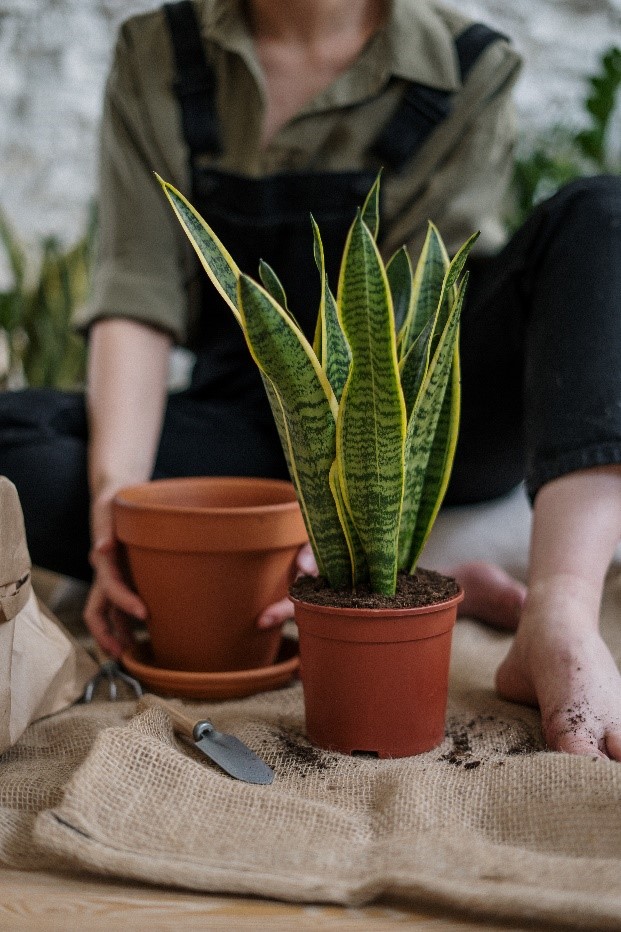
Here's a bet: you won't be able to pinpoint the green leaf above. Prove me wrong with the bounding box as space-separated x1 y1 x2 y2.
336 213 406 595
398 223 448 359
237 274 351 588
386 246 413 334
258 260 288 309
157 176 242 324
407 347 460 570
311 217 350 401
399 315 434 419
329 460 368 586
429 232 478 359
159 175 352 582
361 171 382 240
258 259 303 331
398 274 468 569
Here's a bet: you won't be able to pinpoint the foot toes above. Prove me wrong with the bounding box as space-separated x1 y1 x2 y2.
604 730 621 761
543 707 611 758
552 730 607 758
451 561 527 630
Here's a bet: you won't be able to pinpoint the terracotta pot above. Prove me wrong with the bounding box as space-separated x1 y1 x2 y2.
114 477 308 673
291 588 463 758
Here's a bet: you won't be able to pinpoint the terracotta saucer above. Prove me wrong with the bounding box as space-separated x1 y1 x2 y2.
121 636 300 700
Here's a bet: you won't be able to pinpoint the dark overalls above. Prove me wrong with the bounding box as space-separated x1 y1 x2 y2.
0 1 620 581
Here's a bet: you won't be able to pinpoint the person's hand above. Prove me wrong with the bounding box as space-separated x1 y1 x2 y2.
84 496 147 657
256 542 317 630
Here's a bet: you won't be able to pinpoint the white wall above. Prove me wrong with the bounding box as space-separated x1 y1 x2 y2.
0 0 619 281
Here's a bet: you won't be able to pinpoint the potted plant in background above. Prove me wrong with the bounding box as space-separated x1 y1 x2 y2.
158 173 476 757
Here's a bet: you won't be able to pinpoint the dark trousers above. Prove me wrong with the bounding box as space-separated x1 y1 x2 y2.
1 177 620 580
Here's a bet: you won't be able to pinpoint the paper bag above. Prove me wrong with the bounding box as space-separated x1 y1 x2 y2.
0 476 97 754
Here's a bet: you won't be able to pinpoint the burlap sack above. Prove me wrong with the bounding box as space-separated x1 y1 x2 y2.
0 477 97 753
0 565 620 929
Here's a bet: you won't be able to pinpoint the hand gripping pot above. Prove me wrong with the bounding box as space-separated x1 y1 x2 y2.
113 477 308 673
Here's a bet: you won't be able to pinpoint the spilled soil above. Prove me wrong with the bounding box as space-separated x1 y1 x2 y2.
263 725 338 777
438 714 544 770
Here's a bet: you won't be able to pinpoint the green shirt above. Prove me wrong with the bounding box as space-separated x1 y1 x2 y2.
79 0 522 343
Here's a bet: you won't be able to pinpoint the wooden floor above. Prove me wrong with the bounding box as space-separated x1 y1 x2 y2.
0 868 521 931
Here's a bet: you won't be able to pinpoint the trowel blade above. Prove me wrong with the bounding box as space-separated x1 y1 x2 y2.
193 721 274 785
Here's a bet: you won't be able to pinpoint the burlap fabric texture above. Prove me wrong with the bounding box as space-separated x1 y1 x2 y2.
1 570 620 929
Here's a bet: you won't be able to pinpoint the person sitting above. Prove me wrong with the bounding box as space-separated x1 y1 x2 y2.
0 0 619 758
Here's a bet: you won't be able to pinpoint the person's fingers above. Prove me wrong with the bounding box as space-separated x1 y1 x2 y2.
257 595 295 629
90 543 147 620
604 729 621 761
296 542 318 577
109 607 135 653
83 584 126 658
257 543 317 627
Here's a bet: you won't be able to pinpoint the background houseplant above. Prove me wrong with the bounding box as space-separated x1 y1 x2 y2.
0 209 93 390
510 45 621 230
159 174 474 756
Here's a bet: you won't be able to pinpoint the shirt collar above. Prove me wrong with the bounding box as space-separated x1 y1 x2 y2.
200 0 460 107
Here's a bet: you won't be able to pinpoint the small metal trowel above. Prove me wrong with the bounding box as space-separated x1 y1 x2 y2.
141 694 274 785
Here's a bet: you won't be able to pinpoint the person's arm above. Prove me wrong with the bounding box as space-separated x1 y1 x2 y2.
80 13 189 654
84 317 172 655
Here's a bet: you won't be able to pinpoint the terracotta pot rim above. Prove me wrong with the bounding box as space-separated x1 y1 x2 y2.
290 586 464 618
114 476 301 518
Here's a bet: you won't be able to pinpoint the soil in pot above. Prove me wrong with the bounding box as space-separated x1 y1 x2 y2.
290 570 463 759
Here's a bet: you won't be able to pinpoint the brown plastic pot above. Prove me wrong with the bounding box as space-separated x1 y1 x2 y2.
291 588 463 758
113 477 308 673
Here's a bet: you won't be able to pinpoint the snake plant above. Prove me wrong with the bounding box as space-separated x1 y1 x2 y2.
159 174 477 596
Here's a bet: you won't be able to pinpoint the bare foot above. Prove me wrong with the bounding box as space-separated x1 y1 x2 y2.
496 576 621 759
445 561 526 631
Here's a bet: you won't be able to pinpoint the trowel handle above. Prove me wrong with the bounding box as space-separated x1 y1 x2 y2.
141 693 197 739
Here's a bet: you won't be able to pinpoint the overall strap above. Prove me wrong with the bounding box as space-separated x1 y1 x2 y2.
372 23 509 173
163 0 222 157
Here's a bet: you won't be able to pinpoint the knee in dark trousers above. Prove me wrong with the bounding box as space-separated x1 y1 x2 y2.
0 389 91 580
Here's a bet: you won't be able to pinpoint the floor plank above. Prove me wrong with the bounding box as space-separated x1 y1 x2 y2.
0 868 518 931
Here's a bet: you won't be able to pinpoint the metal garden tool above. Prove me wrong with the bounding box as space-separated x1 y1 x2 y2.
82 644 143 702
142 694 274 785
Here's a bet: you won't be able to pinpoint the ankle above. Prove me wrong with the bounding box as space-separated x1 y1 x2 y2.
520 577 602 645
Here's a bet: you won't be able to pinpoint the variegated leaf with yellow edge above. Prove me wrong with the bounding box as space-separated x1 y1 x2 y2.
238 274 352 589
336 212 406 596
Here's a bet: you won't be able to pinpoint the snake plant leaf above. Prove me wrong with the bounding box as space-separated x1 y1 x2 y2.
312 315 323 363
407 348 460 570
329 460 368 586
361 171 381 240
398 222 448 360
398 274 468 570
429 231 479 359
387 246 413 335
258 259 288 310
399 314 434 419
258 259 304 331
158 178 304 491
336 212 406 595
311 217 350 401
157 175 242 325
237 273 352 589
